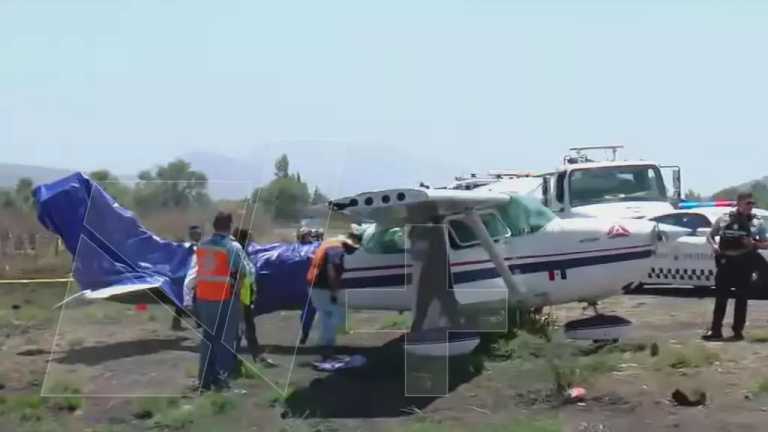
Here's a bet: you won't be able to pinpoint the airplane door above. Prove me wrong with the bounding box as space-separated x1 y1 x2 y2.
407 224 461 333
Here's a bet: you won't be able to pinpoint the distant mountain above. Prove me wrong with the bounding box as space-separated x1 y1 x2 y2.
710 176 768 206
0 163 74 189
0 147 467 201
176 152 264 200
178 145 465 200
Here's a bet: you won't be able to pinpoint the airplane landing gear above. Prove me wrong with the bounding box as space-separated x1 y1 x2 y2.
565 302 631 342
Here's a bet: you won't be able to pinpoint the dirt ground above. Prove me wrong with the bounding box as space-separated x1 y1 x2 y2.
2 281 768 432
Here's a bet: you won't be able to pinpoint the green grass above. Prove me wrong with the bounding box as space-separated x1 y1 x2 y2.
747 330 768 343
653 343 720 370
753 378 768 395
237 360 264 380
184 365 198 379
44 381 83 413
149 392 238 430
4 305 50 325
378 314 411 331
487 332 551 361
132 397 181 420
0 395 47 425
397 417 562 432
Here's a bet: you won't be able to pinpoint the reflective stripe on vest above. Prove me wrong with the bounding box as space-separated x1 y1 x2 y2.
306 240 342 286
196 245 234 301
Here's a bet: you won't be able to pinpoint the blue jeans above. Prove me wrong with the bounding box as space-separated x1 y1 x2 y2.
195 298 240 390
310 289 345 349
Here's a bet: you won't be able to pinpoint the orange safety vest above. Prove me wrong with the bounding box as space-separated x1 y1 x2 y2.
196 245 234 302
306 240 343 287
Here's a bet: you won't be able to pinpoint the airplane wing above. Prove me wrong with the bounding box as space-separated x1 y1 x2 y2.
330 188 510 228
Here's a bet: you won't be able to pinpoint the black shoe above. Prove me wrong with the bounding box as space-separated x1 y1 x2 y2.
730 332 745 341
701 330 724 341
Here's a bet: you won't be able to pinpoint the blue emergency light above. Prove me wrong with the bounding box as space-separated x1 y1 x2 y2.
677 201 736 210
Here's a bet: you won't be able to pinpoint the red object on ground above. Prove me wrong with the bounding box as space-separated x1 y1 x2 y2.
134 304 148 312
566 387 587 402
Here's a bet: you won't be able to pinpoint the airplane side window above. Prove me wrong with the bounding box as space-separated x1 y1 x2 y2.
448 219 477 246
362 226 405 254
447 211 509 248
498 196 556 237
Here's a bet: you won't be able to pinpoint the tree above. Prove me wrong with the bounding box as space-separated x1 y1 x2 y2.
274 154 290 178
0 189 16 209
252 155 311 221
88 169 133 207
311 187 329 205
684 189 704 201
14 177 35 211
133 159 211 213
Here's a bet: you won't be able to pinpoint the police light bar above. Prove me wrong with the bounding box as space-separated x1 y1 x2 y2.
678 201 736 209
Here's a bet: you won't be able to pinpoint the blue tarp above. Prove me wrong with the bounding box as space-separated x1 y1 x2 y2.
33 172 318 335
34 172 194 303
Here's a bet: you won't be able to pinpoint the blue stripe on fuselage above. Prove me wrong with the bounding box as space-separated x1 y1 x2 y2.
342 249 652 289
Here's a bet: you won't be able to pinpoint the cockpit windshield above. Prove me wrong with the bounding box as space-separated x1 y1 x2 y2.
568 165 667 207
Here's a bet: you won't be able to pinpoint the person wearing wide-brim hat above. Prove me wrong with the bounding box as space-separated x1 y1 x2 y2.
305 230 362 360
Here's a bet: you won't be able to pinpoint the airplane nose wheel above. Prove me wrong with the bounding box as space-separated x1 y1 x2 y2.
566 302 631 343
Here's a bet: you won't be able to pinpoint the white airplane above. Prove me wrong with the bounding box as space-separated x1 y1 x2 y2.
326 180 667 352
42 172 673 356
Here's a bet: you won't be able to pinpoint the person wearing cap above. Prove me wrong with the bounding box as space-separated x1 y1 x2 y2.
296 227 313 244
311 228 325 242
193 212 254 391
172 225 203 331
305 230 362 360
702 192 768 341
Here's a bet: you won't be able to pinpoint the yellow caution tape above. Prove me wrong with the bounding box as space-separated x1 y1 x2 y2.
0 278 73 284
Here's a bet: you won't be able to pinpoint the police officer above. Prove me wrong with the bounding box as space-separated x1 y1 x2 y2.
703 192 768 341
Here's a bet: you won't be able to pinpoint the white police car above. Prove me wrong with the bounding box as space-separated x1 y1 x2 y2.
641 202 768 289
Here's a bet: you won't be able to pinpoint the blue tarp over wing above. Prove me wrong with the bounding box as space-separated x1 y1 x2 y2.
33 172 194 305
248 242 319 315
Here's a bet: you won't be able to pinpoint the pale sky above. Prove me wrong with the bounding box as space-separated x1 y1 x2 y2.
2 0 768 196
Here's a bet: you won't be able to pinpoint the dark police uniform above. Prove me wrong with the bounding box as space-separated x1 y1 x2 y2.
706 210 767 338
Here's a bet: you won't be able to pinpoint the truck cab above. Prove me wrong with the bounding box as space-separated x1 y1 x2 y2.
540 146 681 220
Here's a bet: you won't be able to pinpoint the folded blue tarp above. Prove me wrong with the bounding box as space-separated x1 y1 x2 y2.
33 172 318 336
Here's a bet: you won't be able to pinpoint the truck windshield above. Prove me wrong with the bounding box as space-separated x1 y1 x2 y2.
568 165 667 207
